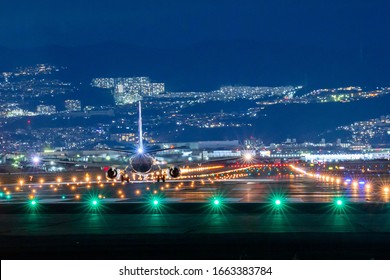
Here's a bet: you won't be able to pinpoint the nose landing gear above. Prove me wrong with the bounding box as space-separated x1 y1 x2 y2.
156 174 166 182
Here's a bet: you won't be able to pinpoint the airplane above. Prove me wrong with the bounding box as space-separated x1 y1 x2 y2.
104 101 183 183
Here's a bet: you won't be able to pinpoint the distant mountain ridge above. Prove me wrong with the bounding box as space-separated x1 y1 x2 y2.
0 40 389 92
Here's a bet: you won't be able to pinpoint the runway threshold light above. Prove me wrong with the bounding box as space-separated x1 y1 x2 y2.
272 197 285 209
151 195 161 206
335 198 345 207
90 199 100 207
210 196 224 209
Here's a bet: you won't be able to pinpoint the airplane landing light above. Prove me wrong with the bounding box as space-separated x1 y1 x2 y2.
32 156 40 164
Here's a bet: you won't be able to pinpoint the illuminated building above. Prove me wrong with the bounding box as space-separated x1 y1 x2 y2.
65 100 81 111
37 105 56 115
92 77 165 105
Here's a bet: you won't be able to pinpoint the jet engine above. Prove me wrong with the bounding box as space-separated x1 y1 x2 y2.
106 167 121 180
168 166 181 178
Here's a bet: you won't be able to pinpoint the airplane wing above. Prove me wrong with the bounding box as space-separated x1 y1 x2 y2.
104 146 188 155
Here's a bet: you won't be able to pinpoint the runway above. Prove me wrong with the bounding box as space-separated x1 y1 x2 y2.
2 165 390 259
1 167 389 205
2 210 390 259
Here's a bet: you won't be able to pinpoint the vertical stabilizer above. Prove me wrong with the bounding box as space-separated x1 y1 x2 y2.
138 101 144 153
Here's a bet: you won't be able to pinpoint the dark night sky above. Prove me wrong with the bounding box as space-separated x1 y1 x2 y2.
0 0 390 91
1 0 389 49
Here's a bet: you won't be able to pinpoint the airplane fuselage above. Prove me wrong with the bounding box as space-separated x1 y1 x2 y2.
130 153 155 174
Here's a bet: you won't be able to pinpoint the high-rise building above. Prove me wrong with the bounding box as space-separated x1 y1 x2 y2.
92 77 164 105
37 105 56 115
65 100 81 111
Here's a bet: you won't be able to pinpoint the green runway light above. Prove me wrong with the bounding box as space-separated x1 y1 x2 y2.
30 200 37 206
331 197 348 213
0 192 3 197
151 197 161 207
92 200 98 206
62 196 66 200
145 194 165 212
337 199 343 206
207 195 226 212
275 199 281 205
6 195 11 199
